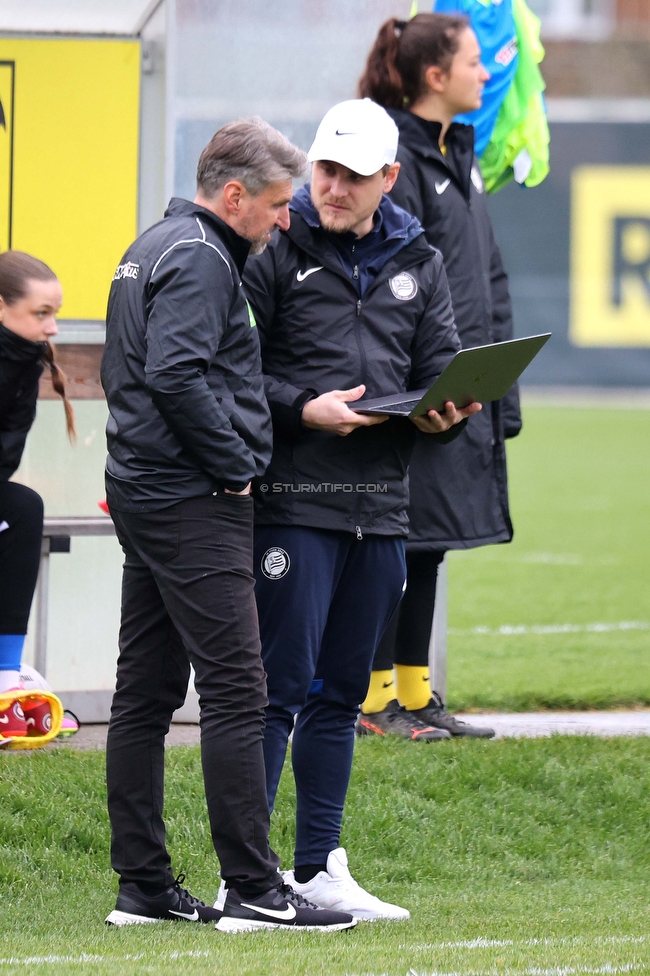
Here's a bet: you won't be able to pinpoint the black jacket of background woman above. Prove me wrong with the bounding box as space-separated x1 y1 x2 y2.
387 109 522 551
0 322 44 481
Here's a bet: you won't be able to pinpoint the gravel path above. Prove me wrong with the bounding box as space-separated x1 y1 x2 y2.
43 711 650 751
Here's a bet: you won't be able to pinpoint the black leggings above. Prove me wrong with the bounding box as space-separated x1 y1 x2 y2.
0 481 44 634
373 549 444 671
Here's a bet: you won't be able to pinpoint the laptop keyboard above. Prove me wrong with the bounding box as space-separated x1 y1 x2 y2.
393 399 422 413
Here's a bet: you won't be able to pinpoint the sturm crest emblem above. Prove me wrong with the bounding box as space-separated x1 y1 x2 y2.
471 164 485 194
261 547 290 580
389 272 418 301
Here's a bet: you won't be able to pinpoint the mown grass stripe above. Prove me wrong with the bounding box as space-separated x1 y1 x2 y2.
449 622 649 637
401 937 649 951
1 939 646 968
401 966 639 976
0 950 210 967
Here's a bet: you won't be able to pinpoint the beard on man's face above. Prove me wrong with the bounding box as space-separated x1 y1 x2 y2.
246 223 279 255
249 236 269 255
316 205 357 235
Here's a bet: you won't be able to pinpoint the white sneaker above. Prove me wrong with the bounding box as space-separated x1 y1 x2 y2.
214 878 226 911
284 847 410 921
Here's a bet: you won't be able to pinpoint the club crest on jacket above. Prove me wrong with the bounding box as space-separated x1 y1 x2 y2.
389 272 418 301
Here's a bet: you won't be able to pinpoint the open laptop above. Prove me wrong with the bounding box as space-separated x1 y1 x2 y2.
348 333 551 418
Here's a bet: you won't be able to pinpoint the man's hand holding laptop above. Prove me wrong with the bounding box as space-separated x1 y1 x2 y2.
411 398 481 434
302 384 480 437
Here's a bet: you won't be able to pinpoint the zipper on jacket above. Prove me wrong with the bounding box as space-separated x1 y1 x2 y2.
352 242 359 280
355 525 363 541
353 300 368 385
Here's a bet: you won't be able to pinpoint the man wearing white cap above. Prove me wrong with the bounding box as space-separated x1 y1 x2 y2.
243 99 479 920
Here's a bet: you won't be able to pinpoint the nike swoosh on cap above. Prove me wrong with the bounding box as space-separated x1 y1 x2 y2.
435 179 451 194
296 267 324 282
335 130 357 136
240 901 297 920
169 908 199 921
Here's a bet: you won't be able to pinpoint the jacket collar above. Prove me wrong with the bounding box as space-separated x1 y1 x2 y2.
164 197 252 276
285 206 435 287
289 183 422 244
0 321 46 363
387 109 476 200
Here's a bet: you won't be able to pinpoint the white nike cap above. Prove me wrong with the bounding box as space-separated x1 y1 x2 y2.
307 98 399 177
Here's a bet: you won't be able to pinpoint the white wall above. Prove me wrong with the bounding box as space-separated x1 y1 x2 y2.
15 401 123 697
526 0 614 40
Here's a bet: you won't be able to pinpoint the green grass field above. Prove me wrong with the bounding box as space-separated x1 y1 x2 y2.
1 737 650 976
446 406 650 711
2 404 649 974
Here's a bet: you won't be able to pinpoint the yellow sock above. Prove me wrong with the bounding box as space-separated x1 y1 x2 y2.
395 664 431 711
361 670 395 714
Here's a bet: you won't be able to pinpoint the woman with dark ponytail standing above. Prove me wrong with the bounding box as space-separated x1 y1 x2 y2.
357 15 521 740
0 251 75 742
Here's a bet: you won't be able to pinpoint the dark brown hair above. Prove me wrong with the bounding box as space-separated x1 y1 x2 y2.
358 13 469 109
0 250 75 441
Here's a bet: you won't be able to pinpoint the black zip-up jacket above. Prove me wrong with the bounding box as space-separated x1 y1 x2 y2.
388 111 522 550
243 197 462 538
0 323 44 481
102 198 273 512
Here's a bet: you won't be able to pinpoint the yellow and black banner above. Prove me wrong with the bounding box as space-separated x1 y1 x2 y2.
571 166 650 347
0 38 139 322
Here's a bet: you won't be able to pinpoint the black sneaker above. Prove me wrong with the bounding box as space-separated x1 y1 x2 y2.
411 693 495 739
355 699 451 741
106 873 221 926
215 882 357 932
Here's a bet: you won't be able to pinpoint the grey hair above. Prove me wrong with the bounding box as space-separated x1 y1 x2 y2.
196 117 308 198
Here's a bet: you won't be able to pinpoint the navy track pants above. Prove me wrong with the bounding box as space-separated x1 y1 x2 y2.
254 525 406 866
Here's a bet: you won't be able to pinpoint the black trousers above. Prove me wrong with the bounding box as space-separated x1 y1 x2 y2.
106 493 281 897
0 481 43 634
373 549 445 670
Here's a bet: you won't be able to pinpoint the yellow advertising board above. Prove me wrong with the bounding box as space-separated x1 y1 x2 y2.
0 38 139 322
571 166 650 347
0 60 14 252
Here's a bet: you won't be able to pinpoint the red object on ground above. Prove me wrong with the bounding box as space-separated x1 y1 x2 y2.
0 697 27 738
22 698 53 736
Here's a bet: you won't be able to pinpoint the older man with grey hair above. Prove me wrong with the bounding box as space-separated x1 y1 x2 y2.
101 119 356 933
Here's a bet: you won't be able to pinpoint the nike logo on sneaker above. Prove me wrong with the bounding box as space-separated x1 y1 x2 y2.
335 130 356 136
169 909 199 920
296 267 323 282
240 902 297 920
382 681 393 688
435 179 451 194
